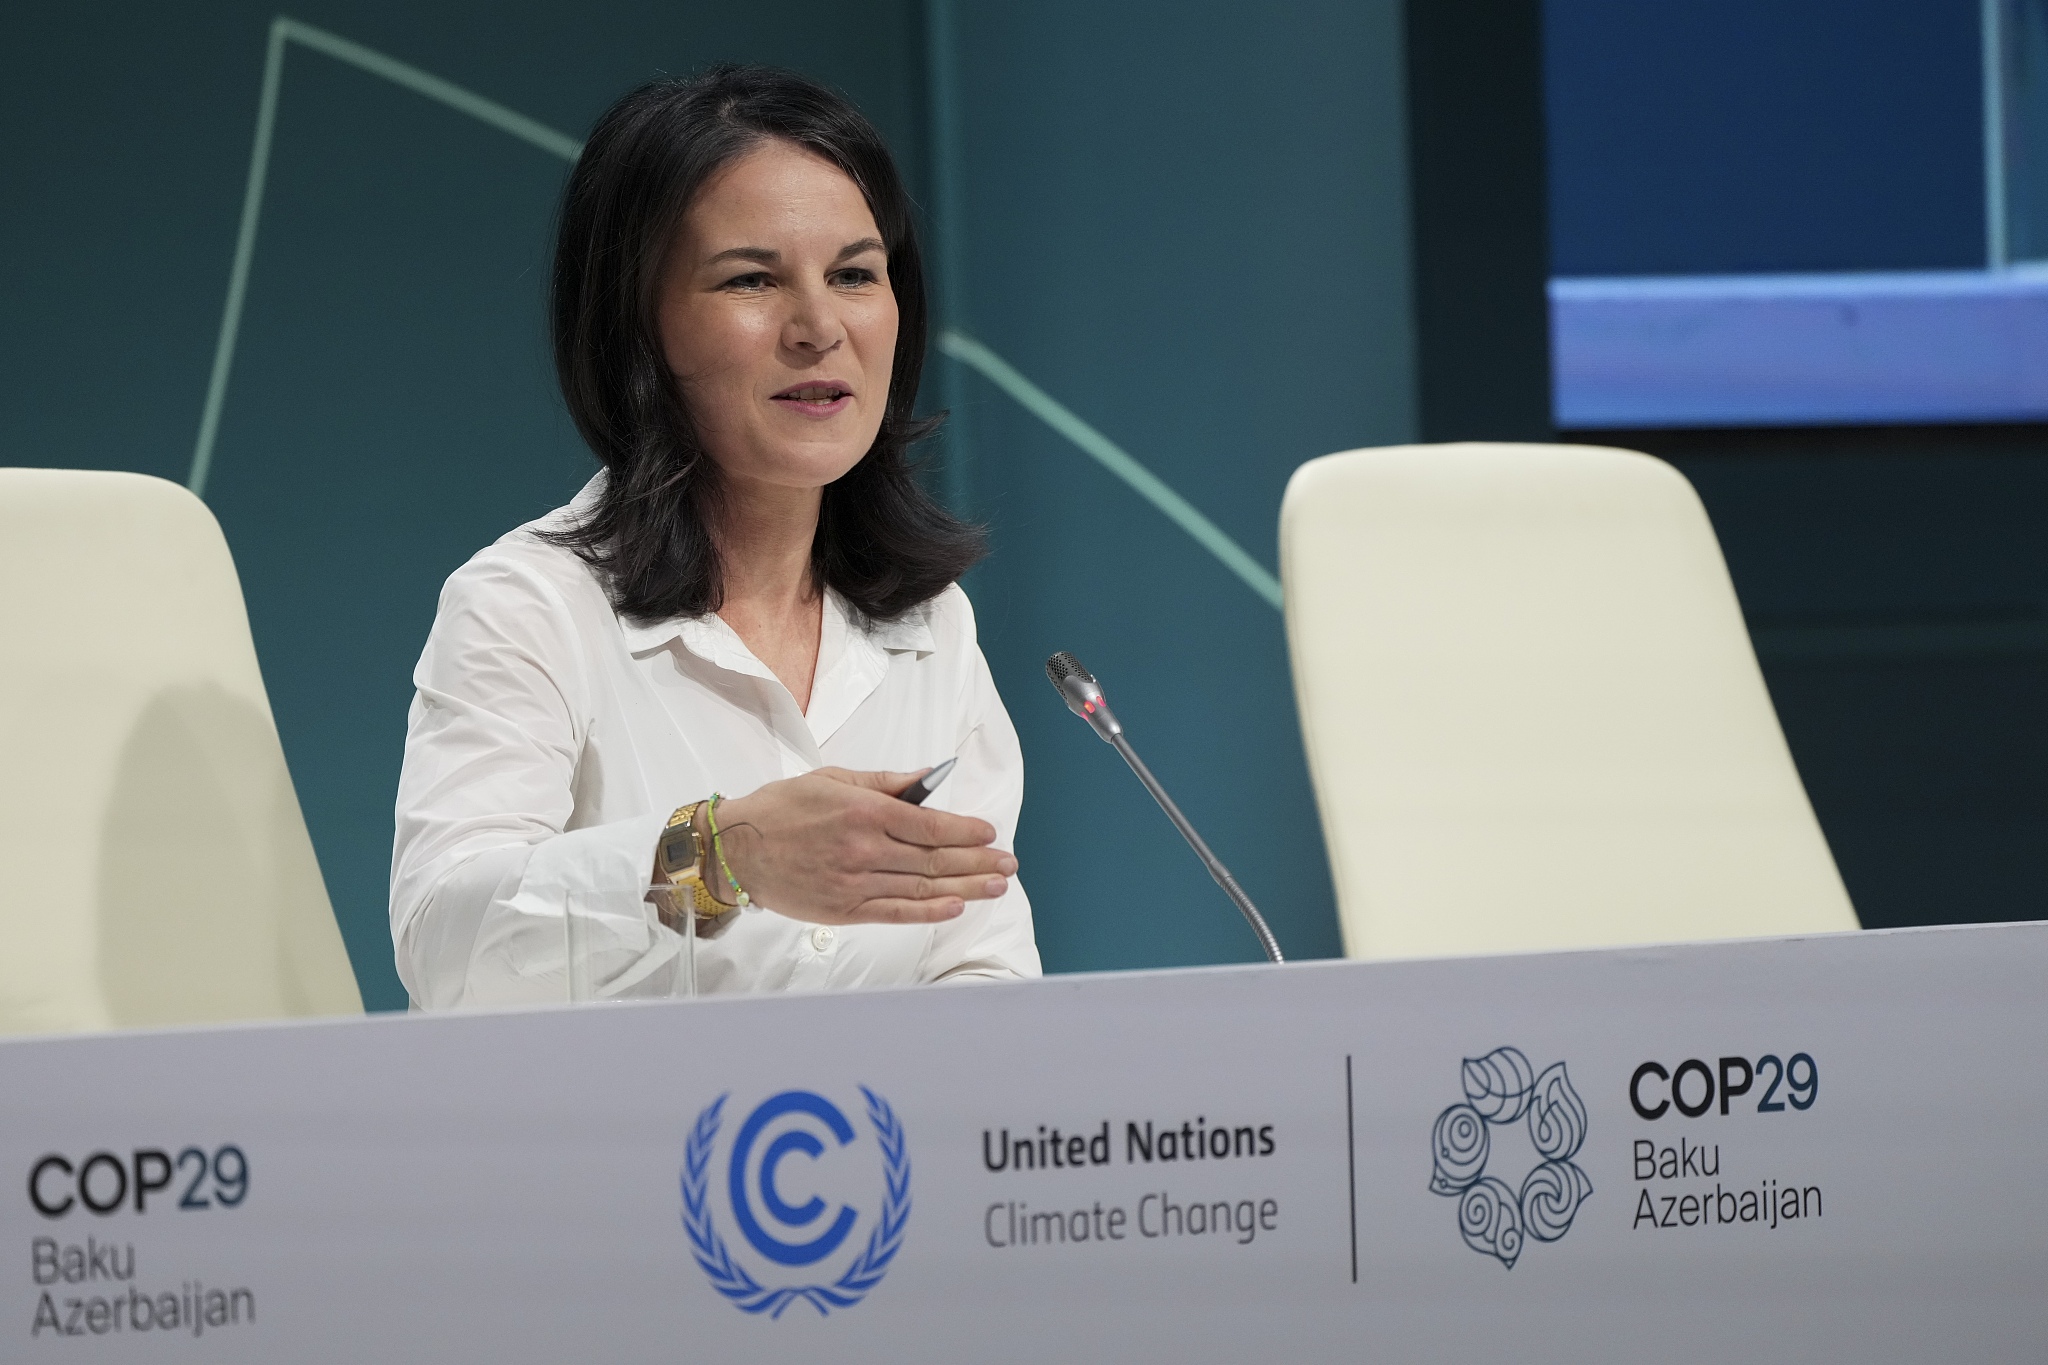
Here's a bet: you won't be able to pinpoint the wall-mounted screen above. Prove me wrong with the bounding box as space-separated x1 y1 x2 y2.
1547 0 2048 428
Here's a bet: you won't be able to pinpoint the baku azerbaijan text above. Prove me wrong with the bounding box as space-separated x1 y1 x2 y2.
30 1238 254 1340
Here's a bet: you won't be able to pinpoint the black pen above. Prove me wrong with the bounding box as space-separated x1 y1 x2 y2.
898 757 958 806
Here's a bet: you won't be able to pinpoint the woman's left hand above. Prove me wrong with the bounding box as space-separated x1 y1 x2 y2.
706 767 1014 924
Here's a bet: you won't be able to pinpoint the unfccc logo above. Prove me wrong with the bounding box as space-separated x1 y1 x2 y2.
682 1088 910 1318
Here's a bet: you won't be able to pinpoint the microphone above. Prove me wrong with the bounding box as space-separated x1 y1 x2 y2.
1045 653 1284 964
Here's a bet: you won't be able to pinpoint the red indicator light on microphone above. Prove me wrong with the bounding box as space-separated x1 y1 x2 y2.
1084 700 1097 713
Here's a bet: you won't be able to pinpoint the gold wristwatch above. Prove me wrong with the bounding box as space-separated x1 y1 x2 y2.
653 801 725 926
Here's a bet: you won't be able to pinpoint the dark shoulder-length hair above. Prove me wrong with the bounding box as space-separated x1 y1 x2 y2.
544 64 981 624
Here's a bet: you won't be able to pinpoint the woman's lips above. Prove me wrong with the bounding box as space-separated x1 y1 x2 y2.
770 381 853 418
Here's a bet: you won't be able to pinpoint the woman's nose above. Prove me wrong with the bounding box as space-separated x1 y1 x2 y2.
782 285 845 354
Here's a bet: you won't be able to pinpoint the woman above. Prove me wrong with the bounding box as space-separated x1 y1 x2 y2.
390 65 1038 1007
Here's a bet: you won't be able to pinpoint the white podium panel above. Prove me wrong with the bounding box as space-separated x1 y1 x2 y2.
2 921 2044 1362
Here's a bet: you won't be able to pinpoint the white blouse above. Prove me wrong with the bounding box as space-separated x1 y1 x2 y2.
389 479 1041 1009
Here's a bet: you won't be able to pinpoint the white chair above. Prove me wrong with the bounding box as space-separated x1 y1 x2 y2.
0 468 362 1033
1280 442 1859 960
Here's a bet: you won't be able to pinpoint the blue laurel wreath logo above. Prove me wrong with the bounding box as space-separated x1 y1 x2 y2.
682 1086 910 1317
1428 1046 1592 1269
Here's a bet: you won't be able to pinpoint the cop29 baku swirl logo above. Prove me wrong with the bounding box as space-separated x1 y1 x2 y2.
1428 1047 1591 1269
682 1087 910 1318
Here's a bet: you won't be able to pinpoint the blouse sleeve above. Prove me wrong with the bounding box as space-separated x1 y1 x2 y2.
389 550 667 1009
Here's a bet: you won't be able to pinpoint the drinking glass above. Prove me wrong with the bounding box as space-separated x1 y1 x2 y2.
563 883 698 1003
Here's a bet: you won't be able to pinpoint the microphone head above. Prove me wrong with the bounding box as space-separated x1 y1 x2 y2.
1045 651 1094 688
1045 651 1121 739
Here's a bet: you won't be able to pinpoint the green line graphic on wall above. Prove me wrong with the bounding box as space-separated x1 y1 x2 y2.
188 17 584 498
937 332 1284 609
192 16 1282 612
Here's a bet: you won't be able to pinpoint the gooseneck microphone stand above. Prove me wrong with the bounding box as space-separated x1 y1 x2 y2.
1045 653 1284 964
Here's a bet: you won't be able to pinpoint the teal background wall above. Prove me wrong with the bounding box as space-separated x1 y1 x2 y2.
939 2 1415 972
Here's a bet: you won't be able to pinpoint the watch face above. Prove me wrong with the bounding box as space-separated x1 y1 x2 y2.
661 830 699 870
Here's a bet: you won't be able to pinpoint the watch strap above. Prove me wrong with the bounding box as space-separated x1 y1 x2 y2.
654 801 723 923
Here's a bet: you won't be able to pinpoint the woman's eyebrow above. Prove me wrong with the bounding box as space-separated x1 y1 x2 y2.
706 246 778 266
703 239 882 268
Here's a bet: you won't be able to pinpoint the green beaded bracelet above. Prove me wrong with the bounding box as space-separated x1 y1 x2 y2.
705 793 751 909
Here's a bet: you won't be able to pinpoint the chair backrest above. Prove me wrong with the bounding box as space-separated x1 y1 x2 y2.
0 468 362 1033
1280 442 1858 960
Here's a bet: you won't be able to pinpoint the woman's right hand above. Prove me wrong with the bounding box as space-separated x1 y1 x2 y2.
705 768 1015 925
